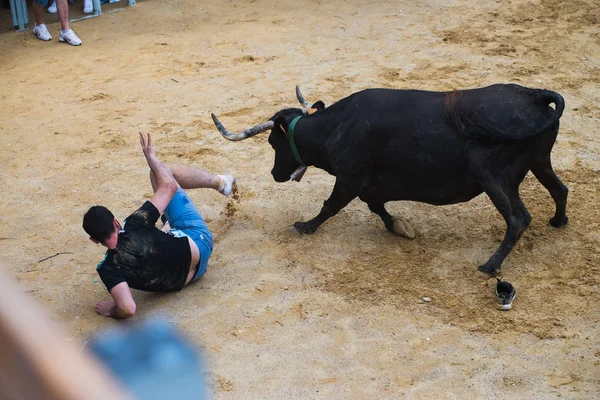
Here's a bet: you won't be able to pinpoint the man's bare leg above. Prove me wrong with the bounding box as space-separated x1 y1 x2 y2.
165 163 223 190
32 2 45 26
33 0 71 32
149 163 233 194
55 0 71 31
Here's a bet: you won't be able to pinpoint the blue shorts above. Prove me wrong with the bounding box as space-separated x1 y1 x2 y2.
164 188 213 281
34 0 49 5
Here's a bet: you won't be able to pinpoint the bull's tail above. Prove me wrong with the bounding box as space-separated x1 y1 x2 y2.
536 89 565 128
445 86 565 142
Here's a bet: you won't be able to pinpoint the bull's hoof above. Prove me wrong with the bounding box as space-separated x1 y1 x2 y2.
477 263 501 275
391 218 416 239
549 215 568 228
294 221 317 235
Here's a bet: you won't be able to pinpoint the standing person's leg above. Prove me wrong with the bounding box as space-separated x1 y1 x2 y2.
32 1 46 25
56 0 83 46
32 0 53 41
55 0 69 29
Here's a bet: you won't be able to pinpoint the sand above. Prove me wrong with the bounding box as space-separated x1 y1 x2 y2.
0 0 599 398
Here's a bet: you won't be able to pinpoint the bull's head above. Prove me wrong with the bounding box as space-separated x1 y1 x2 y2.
212 86 325 182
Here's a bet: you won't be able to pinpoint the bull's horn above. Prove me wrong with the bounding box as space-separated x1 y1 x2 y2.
290 165 307 182
211 113 275 141
296 85 310 107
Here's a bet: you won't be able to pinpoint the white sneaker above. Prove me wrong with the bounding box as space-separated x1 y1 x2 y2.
59 29 82 46
218 175 236 197
33 24 52 41
47 1 57 13
83 0 93 14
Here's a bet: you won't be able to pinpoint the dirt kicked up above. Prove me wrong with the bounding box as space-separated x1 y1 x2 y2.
0 0 599 398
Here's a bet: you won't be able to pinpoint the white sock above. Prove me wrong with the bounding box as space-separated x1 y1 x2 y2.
217 174 235 196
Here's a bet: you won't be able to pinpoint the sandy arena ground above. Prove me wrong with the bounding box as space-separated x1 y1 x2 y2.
1 0 599 398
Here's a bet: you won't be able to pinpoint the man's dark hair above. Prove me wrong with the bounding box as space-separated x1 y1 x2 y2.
83 206 115 242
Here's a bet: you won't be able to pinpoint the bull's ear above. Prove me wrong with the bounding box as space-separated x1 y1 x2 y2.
311 101 325 111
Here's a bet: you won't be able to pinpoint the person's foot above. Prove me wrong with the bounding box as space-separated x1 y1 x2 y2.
218 175 236 197
47 1 57 13
83 0 93 14
59 29 82 46
33 24 52 41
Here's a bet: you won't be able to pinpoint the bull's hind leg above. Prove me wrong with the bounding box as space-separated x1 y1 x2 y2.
478 187 531 274
366 202 416 239
531 157 569 227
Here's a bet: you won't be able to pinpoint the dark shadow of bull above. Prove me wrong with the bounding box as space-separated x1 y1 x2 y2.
211 84 568 274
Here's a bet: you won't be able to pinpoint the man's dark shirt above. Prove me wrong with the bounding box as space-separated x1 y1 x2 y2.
96 201 191 292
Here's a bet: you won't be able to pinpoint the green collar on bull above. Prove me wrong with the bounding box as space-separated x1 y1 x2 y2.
288 115 305 167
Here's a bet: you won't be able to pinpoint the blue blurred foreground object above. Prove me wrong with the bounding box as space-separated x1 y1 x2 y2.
89 318 209 400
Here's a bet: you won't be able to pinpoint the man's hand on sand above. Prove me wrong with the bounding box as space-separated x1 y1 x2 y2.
95 300 116 317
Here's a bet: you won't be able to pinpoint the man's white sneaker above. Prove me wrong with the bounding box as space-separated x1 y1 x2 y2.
47 1 57 13
218 175 236 197
33 24 52 41
59 29 82 46
83 0 93 14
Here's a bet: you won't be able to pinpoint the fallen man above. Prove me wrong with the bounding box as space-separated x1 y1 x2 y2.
83 132 235 319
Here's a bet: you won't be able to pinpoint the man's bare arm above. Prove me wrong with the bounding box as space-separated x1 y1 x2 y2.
95 282 137 319
139 132 177 214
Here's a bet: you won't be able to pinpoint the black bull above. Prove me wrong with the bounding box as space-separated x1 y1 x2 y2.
211 84 568 274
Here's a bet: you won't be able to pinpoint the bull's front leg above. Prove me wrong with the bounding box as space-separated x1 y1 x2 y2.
294 179 359 234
